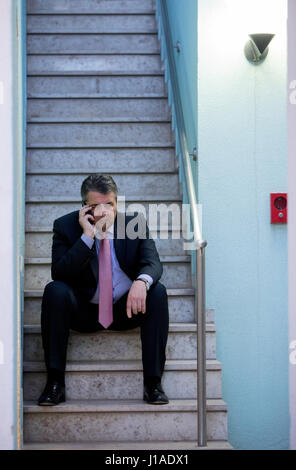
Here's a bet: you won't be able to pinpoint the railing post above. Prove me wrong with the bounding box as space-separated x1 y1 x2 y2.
196 242 207 447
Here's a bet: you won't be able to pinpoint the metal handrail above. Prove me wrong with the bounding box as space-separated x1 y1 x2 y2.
156 0 208 447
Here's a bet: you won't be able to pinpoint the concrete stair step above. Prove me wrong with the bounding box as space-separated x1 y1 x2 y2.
26 172 180 199
25 197 182 228
27 34 160 54
26 195 181 202
27 75 168 98
27 54 163 75
27 18 158 35
23 359 222 401
25 230 190 258
24 322 217 362
27 98 170 122
27 122 173 147
27 0 156 15
24 254 191 262
26 148 175 172
27 70 165 76
24 255 192 290
24 288 213 325
23 440 232 450
24 288 211 325
23 398 228 443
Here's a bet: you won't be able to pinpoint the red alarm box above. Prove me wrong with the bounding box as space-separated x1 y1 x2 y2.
271 193 287 224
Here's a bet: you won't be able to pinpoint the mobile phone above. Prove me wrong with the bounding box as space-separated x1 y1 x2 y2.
82 203 95 225
86 209 95 225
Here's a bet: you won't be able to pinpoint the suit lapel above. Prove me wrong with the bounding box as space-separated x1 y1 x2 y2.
113 211 127 266
89 240 98 284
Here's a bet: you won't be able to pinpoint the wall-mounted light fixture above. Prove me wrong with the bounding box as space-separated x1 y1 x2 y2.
244 33 275 63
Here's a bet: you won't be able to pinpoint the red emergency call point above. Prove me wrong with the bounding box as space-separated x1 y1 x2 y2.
271 193 287 224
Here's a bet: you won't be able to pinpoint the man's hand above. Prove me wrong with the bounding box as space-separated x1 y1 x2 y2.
126 280 147 318
94 211 114 237
79 205 95 239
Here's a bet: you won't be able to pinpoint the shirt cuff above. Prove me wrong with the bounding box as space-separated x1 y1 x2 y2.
137 274 153 288
81 233 95 249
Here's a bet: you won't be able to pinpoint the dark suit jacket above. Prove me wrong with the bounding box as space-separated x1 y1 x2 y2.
51 210 163 301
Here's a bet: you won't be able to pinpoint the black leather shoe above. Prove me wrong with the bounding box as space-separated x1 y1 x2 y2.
38 381 66 406
143 382 169 405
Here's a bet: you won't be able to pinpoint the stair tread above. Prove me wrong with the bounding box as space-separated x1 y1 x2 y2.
24 287 195 296
25 255 191 264
26 168 178 175
28 62 164 74
23 359 222 372
27 12 156 17
27 12 157 16
26 195 179 203
26 145 175 150
27 71 165 76
27 31 159 36
25 226 189 233
24 398 228 413
27 31 159 34
28 51 161 55
27 144 174 150
28 94 169 99
24 323 216 333
23 441 233 450
27 119 171 124
27 50 160 57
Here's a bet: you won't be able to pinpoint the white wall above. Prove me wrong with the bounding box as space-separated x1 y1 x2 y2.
0 0 17 450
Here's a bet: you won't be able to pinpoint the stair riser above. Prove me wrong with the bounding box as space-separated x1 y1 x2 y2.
23 442 233 451
25 201 182 228
27 15 157 34
27 98 170 122
24 295 196 324
27 0 156 15
25 232 189 258
27 55 163 74
27 35 160 54
26 173 180 199
27 123 173 147
23 410 228 442
27 76 167 98
23 369 222 400
24 330 216 362
26 148 174 172
24 261 192 290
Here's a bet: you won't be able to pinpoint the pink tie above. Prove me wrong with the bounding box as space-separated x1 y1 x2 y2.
98 238 113 328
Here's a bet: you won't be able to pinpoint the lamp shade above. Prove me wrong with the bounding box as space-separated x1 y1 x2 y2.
249 33 275 54
244 33 275 63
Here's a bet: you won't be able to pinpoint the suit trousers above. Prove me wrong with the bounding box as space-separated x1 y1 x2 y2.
41 280 169 380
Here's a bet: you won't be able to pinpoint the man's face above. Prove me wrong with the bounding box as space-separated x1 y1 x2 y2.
85 191 117 232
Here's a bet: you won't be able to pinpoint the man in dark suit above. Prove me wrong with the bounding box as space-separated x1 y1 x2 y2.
38 174 169 406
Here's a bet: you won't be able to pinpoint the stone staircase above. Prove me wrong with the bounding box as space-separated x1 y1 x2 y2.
23 0 230 450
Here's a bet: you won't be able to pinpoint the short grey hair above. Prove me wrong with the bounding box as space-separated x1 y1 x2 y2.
81 174 118 203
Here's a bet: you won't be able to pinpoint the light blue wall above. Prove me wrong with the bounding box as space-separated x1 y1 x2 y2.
164 0 289 449
198 0 289 450
164 0 197 164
